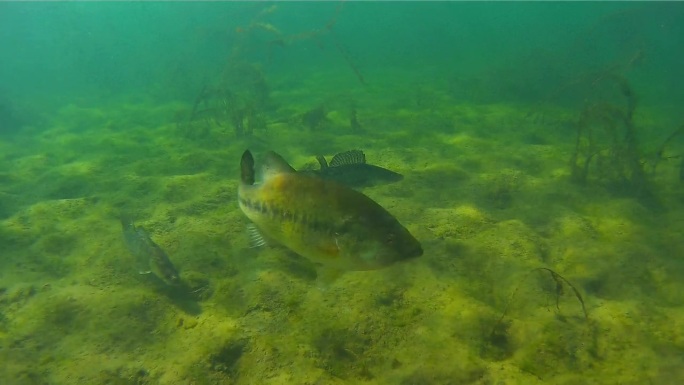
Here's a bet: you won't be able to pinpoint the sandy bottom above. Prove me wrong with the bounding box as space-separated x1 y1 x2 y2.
1 70 683 385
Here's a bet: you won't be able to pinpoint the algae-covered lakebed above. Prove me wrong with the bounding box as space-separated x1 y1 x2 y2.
1 2 684 385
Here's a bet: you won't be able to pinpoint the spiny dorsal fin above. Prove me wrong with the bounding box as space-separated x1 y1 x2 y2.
329 150 366 167
316 155 329 170
262 151 296 180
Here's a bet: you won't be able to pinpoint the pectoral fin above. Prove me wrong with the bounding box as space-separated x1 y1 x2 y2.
247 223 267 248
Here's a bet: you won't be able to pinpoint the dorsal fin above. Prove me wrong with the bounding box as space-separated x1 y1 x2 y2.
329 150 366 167
316 155 328 170
262 151 296 180
240 150 255 185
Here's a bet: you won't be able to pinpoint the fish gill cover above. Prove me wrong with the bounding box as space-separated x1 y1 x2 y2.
1 2 684 385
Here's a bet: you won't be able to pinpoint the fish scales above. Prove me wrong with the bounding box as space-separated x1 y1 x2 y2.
240 174 351 261
238 150 422 273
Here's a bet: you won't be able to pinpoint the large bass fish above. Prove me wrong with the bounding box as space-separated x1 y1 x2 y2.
238 150 422 279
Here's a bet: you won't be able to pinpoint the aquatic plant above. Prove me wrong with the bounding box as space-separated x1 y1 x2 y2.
175 3 368 141
649 123 684 178
242 3 366 85
569 75 656 203
349 102 363 132
496 268 588 323
301 104 329 131
484 268 589 364
177 61 270 140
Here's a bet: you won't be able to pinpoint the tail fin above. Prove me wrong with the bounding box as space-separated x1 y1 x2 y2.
241 150 256 185
120 216 136 232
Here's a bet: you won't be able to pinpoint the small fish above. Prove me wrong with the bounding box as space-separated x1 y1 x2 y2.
238 150 422 280
302 150 403 189
121 219 180 286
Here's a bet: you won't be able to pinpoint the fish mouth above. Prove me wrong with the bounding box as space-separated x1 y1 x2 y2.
387 238 423 264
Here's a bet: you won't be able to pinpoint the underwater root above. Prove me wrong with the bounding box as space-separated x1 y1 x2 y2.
483 267 589 362
491 267 588 338
568 75 662 207
651 123 684 177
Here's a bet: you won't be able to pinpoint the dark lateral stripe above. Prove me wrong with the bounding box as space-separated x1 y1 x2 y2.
239 197 331 233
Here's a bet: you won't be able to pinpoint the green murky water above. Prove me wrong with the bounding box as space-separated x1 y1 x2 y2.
1 3 683 384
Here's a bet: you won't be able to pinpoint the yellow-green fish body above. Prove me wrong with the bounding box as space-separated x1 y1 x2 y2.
238 150 422 273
